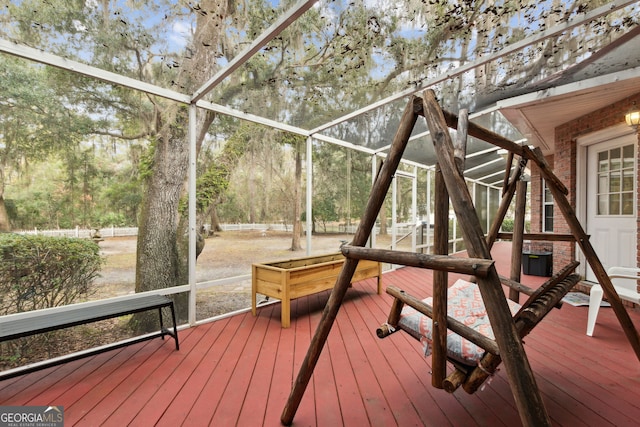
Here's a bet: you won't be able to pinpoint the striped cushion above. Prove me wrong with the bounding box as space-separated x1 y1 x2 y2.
397 279 521 365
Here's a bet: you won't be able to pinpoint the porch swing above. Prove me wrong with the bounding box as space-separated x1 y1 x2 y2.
354 99 584 394
370 254 581 394
341 135 582 394
281 90 640 427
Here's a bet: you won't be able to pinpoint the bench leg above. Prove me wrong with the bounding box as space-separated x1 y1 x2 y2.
158 307 166 340
158 303 180 350
169 303 180 350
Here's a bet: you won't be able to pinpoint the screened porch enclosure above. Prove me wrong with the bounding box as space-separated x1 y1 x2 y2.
1 0 639 402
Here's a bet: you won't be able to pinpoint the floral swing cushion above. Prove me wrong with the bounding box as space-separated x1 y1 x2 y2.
397 278 521 366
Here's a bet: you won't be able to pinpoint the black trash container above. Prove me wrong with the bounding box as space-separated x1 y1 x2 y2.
522 251 552 276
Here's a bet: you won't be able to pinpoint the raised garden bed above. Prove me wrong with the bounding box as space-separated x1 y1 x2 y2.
252 252 382 327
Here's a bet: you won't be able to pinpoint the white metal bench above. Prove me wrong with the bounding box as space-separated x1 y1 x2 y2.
0 294 179 379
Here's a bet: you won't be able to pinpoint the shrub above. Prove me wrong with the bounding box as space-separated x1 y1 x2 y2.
501 218 514 232
500 218 530 233
0 234 102 315
0 234 103 368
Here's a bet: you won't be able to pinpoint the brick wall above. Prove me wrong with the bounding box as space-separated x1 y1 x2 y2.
541 93 640 272
529 155 553 254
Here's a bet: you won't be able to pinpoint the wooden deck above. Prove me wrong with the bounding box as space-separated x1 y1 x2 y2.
1 242 640 426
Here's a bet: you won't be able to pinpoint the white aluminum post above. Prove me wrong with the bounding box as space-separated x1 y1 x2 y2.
188 104 197 325
426 169 432 253
346 149 351 233
487 184 491 233
306 136 313 255
412 165 418 253
392 175 397 253
370 154 377 248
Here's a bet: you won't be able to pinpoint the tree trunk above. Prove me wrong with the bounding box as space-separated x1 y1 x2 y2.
0 161 9 232
0 195 10 232
379 200 388 235
131 0 229 330
210 205 222 233
133 106 190 331
290 143 303 251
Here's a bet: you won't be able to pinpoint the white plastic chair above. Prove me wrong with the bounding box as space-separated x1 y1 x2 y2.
586 266 640 336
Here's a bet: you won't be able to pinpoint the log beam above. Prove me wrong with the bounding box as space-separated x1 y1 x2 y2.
499 276 535 296
497 232 577 242
510 179 527 302
516 260 580 314
341 246 494 277
432 164 449 388
440 109 527 158
503 151 514 192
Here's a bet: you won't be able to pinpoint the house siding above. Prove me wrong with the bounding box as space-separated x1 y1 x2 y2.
531 93 640 275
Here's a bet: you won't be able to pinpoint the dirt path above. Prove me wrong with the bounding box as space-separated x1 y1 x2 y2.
94 231 370 317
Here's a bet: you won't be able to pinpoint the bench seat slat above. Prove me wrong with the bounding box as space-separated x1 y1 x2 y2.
0 295 172 341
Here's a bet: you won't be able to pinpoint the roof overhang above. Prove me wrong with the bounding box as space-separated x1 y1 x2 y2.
498 67 640 156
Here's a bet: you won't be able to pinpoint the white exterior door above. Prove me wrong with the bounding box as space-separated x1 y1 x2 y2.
585 133 637 281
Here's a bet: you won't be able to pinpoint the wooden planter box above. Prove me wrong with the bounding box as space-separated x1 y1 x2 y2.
252 252 382 328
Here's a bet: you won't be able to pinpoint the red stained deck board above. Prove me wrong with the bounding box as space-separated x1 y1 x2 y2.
0 346 116 406
538 312 640 389
1 242 639 426
289 288 317 426
0 358 76 401
533 356 621 426
527 333 640 425
261 315 296 426
335 302 400 427
28 350 132 407
73 330 193 426
165 313 251 426
327 315 370 426
63 339 167 424
341 289 429 426
538 330 640 404
377 331 463 426
235 305 283 427
103 322 216 425
46 340 157 416
307 293 342 427
125 316 238 426
211 307 275 426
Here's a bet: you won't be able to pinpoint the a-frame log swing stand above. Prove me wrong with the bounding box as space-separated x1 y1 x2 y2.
281 90 640 427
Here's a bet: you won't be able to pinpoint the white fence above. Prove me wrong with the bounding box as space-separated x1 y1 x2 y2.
15 226 138 238
14 222 423 238
14 224 292 238
218 223 291 232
